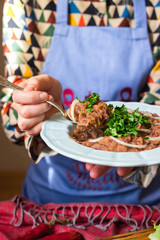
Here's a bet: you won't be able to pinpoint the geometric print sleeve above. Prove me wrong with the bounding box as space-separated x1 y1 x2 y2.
0 0 30 145
140 50 160 105
141 60 160 105
0 0 55 162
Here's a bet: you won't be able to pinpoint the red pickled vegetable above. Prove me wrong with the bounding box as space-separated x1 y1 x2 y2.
38 230 84 240
11 223 52 240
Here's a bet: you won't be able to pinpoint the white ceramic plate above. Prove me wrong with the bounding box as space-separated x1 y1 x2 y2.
40 101 160 167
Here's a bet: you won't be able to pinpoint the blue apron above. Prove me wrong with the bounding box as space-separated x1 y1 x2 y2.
23 0 160 205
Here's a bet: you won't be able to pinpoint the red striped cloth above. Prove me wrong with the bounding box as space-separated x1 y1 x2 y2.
0 195 159 240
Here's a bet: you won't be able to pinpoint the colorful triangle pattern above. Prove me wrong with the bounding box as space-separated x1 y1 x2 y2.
2 0 160 81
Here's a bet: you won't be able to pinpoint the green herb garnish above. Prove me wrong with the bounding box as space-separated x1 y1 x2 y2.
104 104 151 137
76 93 100 112
107 104 114 109
98 129 103 133
144 137 150 140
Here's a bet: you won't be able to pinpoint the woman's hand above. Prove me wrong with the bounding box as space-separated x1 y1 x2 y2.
86 163 134 178
12 74 62 136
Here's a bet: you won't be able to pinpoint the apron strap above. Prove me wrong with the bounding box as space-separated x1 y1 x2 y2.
56 0 68 25
56 0 147 30
134 0 148 30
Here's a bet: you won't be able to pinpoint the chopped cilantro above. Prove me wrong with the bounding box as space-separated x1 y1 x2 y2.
98 129 103 133
144 137 150 140
104 104 151 137
107 104 114 109
76 93 100 113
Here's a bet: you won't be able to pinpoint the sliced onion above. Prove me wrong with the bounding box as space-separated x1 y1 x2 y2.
146 136 160 141
88 137 104 143
152 116 160 119
141 112 160 120
68 99 79 122
141 111 152 117
127 108 133 113
138 129 151 133
66 109 72 120
110 136 147 148
153 123 160 126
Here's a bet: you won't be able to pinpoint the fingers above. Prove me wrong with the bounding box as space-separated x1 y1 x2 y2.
11 74 62 136
18 114 45 131
13 102 51 118
18 81 28 89
117 167 134 176
86 163 112 178
25 75 62 101
86 163 95 171
25 75 54 91
86 163 134 179
26 122 44 136
12 90 50 105
13 75 61 105
12 101 52 135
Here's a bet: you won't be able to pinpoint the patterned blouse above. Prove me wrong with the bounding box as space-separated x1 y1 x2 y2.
0 0 160 187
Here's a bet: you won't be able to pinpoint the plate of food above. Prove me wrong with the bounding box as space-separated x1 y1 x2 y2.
40 93 160 167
